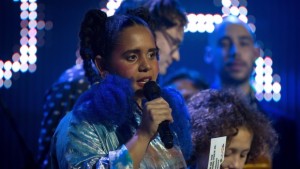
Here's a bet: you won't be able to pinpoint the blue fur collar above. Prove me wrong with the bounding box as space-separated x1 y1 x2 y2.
73 75 192 160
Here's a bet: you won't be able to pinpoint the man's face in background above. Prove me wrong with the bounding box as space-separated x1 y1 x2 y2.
212 23 258 84
155 22 184 75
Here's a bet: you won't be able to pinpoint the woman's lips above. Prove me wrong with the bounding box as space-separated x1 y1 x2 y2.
136 76 152 87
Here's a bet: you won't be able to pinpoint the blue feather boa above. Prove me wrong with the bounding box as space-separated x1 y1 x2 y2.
73 75 192 160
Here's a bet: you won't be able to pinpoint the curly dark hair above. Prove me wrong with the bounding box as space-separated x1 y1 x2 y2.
79 7 156 84
187 89 278 164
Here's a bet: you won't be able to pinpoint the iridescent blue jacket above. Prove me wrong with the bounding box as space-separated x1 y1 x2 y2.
50 75 192 168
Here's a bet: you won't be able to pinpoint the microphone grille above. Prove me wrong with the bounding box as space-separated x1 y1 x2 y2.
143 81 161 100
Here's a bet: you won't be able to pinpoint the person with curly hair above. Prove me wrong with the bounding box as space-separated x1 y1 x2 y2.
187 89 278 169
50 8 192 169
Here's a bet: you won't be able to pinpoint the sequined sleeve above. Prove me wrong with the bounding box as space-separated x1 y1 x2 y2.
51 113 133 169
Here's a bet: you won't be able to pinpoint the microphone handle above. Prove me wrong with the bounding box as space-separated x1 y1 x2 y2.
158 120 173 149
142 81 173 149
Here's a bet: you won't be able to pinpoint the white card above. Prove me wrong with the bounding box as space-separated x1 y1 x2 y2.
207 136 227 169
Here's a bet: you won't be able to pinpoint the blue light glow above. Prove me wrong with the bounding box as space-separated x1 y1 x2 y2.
254 55 281 102
264 93 273 102
273 93 281 102
230 6 240 16
4 70 12 80
0 70 3 79
4 61 12 71
222 0 232 8
12 62 21 72
4 80 12 89
273 82 281 93
1 0 46 88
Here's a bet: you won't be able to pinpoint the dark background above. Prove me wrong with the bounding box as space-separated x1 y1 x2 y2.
1 0 299 168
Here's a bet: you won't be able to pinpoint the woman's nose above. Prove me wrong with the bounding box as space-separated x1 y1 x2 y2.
139 57 151 72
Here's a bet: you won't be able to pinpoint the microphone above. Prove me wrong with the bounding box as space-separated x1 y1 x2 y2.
143 81 173 149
